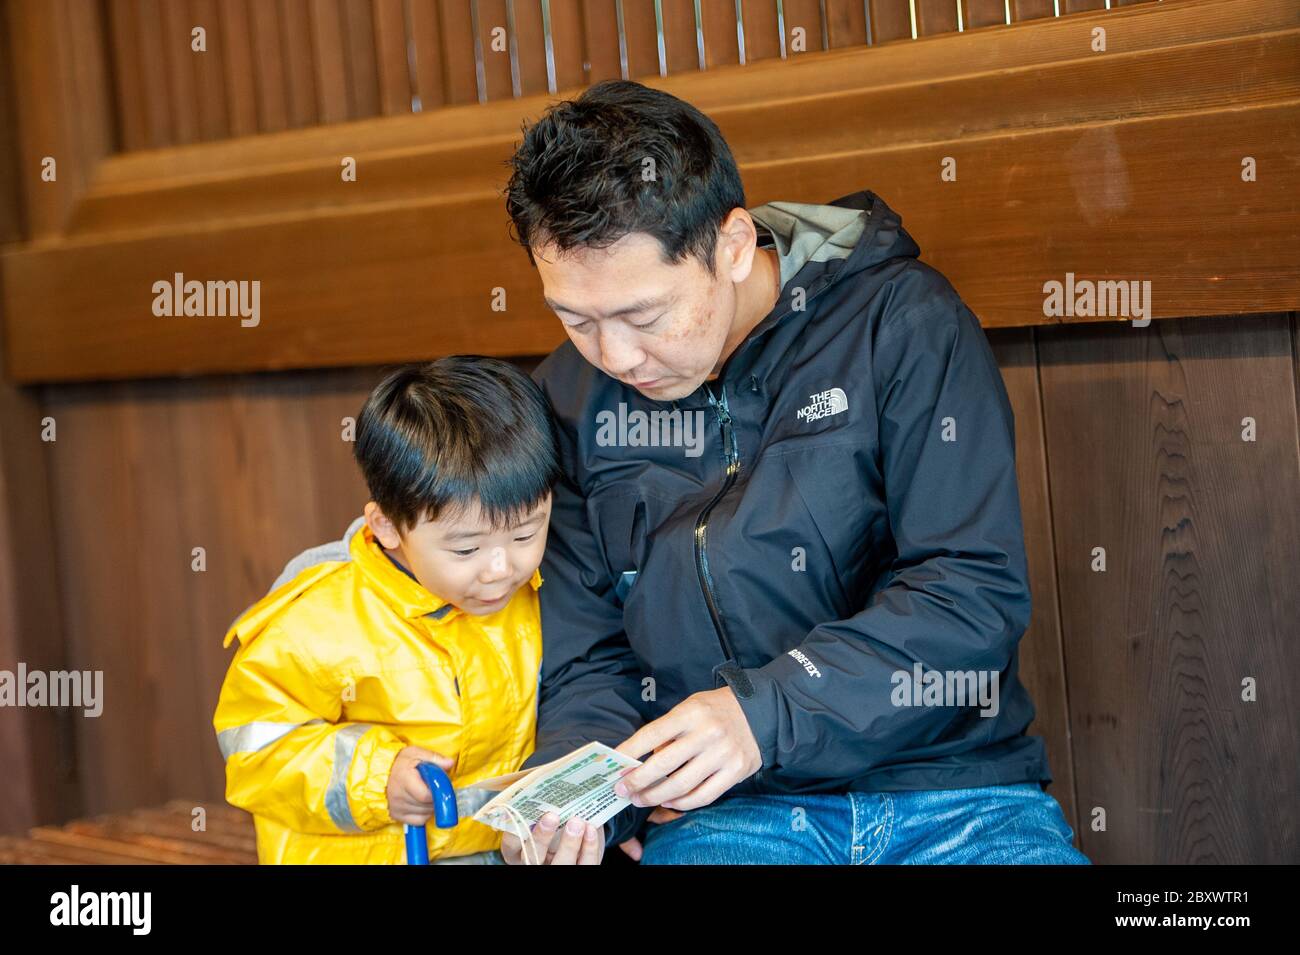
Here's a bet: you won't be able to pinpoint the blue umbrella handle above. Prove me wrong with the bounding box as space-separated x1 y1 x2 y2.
403 762 459 865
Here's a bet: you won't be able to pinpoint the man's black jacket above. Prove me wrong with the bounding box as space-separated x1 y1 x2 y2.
524 189 1051 847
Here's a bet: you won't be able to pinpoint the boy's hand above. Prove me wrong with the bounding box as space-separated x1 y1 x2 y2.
386 746 455 825
500 812 604 865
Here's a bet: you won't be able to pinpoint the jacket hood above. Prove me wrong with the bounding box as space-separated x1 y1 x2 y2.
748 189 921 308
653 190 921 409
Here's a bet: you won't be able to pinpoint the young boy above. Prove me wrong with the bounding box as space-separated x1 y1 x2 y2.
213 356 599 864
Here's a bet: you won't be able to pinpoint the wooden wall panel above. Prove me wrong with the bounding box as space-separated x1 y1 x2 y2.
988 327 1079 838
218 0 260 136
475 0 515 101
340 0 382 116
308 0 352 121
1012 0 1055 22
510 0 551 96
621 0 666 79
159 0 201 144
4 0 114 237
782 0 829 54
700 0 742 66
740 0 782 62
11 0 1298 383
40 369 380 814
249 0 291 132
0 14 80 836
1037 313 1300 863
662 0 703 74
372 0 411 113
581 0 624 82
438 0 482 103
826 0 871 47
191 0 233 139
871 0 916 42
918 0 961 36
548 0 589 92
0 334 80 836
280 0 322 126
107 0 149 151
92 0 1181 154
967 0 1010 29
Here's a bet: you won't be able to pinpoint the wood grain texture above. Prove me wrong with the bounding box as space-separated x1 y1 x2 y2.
280 0 322 126
5 0 1297 382
217 0 260 136
40 368 382 816
580 0 623 82
0 17 79 835
308 0 351 122
547 0 588 94
371 0 411 113
988 326 1080 838
4 0 114 236
107 0 149 151
1037 313 1300 863
0 801 256 863
248 0 290 131
407 0 447 107
340 0 382 117
191 0 233 140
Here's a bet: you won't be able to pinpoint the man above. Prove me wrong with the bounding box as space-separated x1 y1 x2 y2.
500 79 1088 864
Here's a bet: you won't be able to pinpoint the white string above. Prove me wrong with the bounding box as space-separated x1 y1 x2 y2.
495 804 542 866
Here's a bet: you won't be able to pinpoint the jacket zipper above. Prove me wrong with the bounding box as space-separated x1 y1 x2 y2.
695 383 767 793
694 382 741 665
689 259 852 790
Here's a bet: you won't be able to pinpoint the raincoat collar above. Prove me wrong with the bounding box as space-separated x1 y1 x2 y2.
348 519 542 623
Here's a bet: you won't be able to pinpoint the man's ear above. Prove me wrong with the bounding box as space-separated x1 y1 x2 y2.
364 502 403 550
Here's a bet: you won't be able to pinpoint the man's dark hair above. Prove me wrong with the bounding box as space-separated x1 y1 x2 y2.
354 356 560 536
504 79 746 278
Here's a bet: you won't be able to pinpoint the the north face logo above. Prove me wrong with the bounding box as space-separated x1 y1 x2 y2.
796 387 849 422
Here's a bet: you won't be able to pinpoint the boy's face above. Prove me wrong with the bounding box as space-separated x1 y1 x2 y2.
365 493 553 616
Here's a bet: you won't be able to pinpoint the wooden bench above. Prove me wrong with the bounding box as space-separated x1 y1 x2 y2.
0 800 256 865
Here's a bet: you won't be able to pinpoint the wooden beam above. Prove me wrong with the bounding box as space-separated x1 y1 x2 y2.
2 0 1297 382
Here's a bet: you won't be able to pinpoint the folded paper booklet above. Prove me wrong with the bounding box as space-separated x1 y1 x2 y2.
468 741 643 833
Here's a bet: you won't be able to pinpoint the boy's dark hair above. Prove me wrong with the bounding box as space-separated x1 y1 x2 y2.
354 357 560 536
503 79 746 279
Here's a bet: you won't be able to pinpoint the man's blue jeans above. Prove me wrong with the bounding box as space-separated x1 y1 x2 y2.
639 783 1089 864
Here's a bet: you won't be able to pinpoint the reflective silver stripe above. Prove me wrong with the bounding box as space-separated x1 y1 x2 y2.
217 719 324 760
325 724 373 833
432 848 505 865
455 785 495 821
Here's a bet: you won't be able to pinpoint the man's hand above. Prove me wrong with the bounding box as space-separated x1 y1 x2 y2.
613 686 761 812
500 811 604 864
386 746 454 825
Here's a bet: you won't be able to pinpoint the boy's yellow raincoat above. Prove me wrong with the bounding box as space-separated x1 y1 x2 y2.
213 518 542 864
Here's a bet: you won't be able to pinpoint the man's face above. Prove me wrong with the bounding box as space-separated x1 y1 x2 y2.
366 493 552 616
535 228 747 402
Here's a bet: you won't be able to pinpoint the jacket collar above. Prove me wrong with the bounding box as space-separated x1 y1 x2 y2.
348 520 542 623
